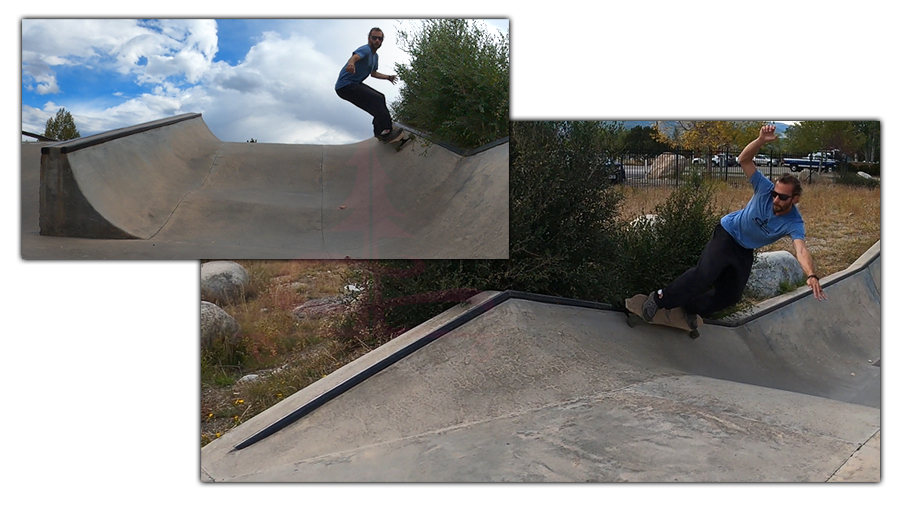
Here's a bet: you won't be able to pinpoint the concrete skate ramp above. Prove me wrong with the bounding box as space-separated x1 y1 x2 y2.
200 242 880 482
27 114 508 259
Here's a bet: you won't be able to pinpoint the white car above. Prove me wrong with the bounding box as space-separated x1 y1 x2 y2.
753 154 775 166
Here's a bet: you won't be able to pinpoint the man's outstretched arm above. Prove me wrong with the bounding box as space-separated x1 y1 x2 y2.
738 124 777 179
371 71 397 84
793 238 827 300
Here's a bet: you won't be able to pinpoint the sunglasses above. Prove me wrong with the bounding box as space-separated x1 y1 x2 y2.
770 190 795 201
370 35 384 41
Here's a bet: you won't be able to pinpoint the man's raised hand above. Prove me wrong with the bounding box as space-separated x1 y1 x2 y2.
760 124 777 143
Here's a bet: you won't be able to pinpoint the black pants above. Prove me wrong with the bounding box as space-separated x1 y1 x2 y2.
657 223 754 317
336 83 393 137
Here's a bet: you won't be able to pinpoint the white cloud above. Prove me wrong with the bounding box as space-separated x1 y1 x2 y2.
21 18 504 144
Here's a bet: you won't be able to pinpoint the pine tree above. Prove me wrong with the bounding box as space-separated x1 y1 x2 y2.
44 108 81 141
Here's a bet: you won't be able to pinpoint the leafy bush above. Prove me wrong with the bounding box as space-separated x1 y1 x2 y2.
335 121 627 343
391 19 508 149
331 261 494 346
617 170 721 300
506 121 626 300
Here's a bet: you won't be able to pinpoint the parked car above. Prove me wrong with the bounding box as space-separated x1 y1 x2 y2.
782 155 838 172
810 149 842 161
753 154 776 166
712 153 739 167
692 154 736 166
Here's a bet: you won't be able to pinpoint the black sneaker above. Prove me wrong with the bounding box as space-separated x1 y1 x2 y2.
377 126 403 142
642 291 661 322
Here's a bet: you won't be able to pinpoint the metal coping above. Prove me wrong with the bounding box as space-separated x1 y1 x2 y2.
394 122 509 156
40 113 203 155
23 131 56 142
230 243 879 451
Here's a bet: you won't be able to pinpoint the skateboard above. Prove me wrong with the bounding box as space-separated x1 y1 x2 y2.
389 130 415 152
624 293 702 339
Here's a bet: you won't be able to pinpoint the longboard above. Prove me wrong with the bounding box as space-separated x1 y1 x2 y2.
389 130 415 152
624 293 702 339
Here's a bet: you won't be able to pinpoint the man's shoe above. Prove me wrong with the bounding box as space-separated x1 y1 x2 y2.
642 291 661 322
378 126 403 142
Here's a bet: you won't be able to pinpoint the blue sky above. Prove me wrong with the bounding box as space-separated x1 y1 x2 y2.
22 18 509 144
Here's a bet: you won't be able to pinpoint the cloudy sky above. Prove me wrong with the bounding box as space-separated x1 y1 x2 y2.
22 18 509 144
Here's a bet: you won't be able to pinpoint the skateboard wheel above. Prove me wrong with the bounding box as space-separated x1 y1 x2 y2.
689 330 700 339
626 314 640 328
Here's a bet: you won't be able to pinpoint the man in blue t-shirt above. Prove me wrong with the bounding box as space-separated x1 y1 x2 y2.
335 27 402 141
642 124 827 323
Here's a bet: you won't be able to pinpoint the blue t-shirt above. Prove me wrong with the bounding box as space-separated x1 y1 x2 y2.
335 45 378 90
720 170 805 249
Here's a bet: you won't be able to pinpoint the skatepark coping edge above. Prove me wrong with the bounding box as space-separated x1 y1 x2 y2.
228 239 881 451
40 113 202 155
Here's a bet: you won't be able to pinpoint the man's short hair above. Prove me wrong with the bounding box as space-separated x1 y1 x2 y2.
369 27 383 37
778 174 802 196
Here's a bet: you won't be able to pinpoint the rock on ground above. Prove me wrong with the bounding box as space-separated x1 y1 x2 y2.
746 251 805 299
200 301 241 350
201 261 250 305
648 153 690 179
292 297 348 320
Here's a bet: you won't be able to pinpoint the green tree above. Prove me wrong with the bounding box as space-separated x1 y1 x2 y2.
653 120 764 153
854 121 880 162
44 108 81 141
622 125 669 155
392 19 509 149
782 121 866 158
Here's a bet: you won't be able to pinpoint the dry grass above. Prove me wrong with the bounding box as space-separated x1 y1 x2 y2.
619 179 881 278
200 260 369 446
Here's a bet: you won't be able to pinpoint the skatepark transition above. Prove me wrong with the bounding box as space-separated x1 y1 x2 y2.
200 241 880 482
25 113 508 259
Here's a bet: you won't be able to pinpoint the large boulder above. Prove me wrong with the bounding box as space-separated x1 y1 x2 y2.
200 301 241 351
647 153 689 179
745 251 806 299
201 261 249 305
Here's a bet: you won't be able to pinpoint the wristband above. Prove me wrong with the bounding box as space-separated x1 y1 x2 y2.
808 275 819 281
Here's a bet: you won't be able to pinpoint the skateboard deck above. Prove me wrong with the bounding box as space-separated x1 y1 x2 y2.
624 294 702 339
389 130 415 152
